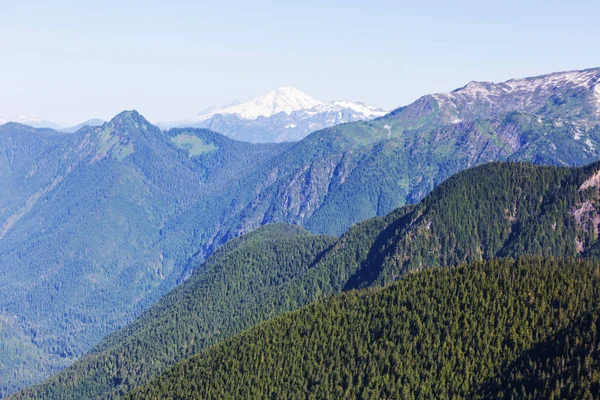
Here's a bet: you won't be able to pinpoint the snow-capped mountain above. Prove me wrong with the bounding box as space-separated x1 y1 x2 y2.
161 87 388 143
193 86 323 122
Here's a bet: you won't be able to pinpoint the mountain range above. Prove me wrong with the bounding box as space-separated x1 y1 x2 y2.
3 87 388 144
15 159 600 398
1 67 600 396
158 86 389 142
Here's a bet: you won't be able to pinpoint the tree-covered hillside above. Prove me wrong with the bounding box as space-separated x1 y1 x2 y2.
127 257 600 399
476 310 600 398
0 113 292 395
10 224 334 399
349 160 600 287
16 160 600 399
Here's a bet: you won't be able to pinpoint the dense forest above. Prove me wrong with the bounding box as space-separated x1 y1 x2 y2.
15 160 600 399
126 257 600 399
477 310 600 398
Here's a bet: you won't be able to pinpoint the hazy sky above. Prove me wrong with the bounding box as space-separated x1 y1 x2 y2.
1 0 599 125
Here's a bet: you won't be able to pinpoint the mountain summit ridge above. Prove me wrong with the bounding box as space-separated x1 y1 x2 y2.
430 67 600 125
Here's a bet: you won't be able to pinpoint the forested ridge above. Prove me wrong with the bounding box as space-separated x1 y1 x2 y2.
356 160 600 286
127 257 600 399
15 160 600 399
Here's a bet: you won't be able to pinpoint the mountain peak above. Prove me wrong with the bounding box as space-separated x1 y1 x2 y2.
274 86 300 92
271 86 309 97
108 110 151 127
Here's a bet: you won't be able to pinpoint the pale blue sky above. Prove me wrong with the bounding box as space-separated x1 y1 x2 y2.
1 0 599 124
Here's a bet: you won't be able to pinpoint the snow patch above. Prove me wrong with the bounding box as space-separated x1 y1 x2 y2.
432 94 463 123
460 81 494 96
574 127 583 140
384 124 392 136
505 69 598 92
586 138 596 151
311 101 388 118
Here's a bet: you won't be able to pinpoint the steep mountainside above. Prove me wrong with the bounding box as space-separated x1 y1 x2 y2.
2 67 600 395
0 113 292 395
127 257 600 399
18 160 600 399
